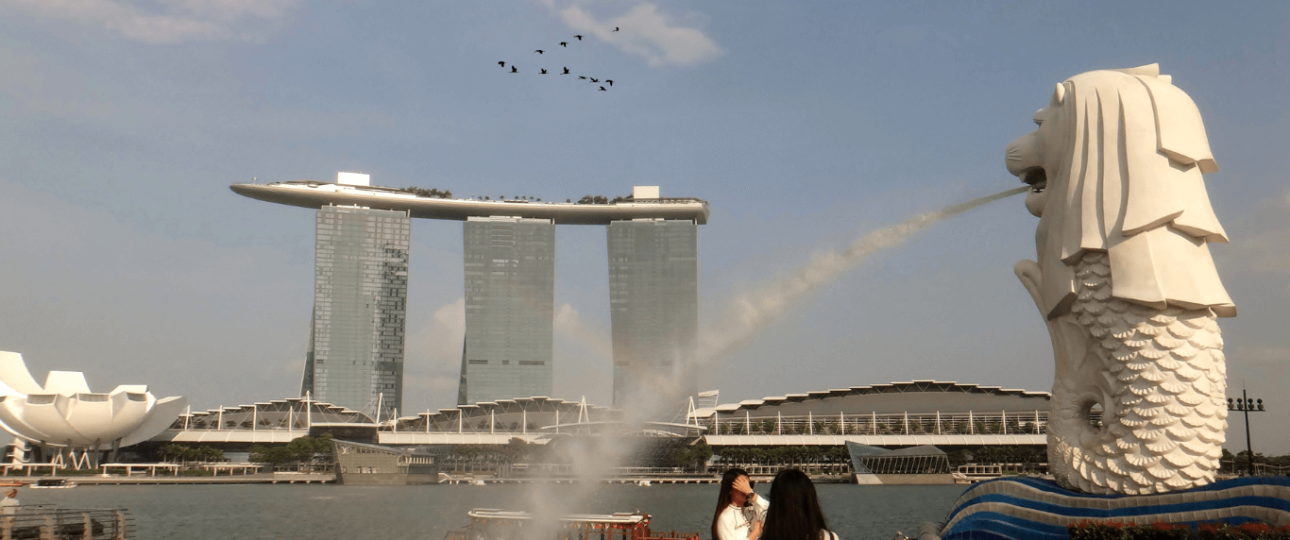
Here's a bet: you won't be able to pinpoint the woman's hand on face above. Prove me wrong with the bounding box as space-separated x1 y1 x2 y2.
732 476 752 496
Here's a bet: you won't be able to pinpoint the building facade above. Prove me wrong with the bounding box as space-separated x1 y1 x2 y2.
302 206 410 419
606 219 699 409
458 217 555 404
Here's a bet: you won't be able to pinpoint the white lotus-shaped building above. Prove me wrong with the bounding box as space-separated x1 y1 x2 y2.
0 351 187 450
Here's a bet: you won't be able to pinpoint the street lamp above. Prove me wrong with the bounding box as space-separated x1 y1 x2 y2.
1226 389 1265 477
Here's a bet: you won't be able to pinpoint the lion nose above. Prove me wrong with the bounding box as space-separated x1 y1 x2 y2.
1005 132 1039 177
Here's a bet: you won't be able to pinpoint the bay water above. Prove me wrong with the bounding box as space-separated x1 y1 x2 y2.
20 483 966 540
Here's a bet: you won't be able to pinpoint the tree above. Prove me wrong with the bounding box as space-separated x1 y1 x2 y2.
249 434 333 467
160 444 224 464
401 187 452 199
760 419 777 434
691 442 713 471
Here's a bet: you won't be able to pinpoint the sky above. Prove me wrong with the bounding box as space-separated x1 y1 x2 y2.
0 1 1287 453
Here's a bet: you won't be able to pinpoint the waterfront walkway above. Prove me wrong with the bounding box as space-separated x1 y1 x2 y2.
55 473 335 485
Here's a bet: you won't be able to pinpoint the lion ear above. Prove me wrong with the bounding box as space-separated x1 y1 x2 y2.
1051 83 1066 106
1115 63 1160 77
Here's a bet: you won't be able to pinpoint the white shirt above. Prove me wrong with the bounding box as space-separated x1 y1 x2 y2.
715 493 769 540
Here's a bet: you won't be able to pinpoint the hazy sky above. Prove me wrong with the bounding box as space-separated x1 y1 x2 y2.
1 1 1287 453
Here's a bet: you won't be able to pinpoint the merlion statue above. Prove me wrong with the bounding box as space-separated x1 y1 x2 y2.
1007 64 1235 495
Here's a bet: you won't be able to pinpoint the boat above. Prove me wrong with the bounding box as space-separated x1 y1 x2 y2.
952 464 1003 484
444 509 700 540
29 478 76 489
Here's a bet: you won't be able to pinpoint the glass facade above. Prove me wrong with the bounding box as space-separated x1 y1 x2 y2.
606 220 699 409
458 217 555 405
302 206 410 420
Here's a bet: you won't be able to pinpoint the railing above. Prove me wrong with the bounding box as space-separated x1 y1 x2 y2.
1 507 133 540
705 411 1074 436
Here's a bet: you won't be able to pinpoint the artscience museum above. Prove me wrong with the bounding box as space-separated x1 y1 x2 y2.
0 351 187 468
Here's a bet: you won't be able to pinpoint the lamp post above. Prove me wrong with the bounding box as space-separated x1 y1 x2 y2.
1226 390 1265 477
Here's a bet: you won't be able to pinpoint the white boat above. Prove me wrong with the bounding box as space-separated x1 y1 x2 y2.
952 464 1003 484
29 479 76 489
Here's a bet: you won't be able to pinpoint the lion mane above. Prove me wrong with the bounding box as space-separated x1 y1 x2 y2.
1027 63 1234 319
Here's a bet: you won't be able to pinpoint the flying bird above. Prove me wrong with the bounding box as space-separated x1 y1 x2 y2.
605 79 613 86
498 61 505 67
578 76 587 80
535 50 544 54
598 86 607 91
562 67 570 75
590 77 599 83
510 66 518 73
560 42 567 47
540 69 547 74
613 27 620 32
574 35 583 41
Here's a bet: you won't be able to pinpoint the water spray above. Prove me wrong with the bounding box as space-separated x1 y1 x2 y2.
693 185 1029 368
527 185 1027 531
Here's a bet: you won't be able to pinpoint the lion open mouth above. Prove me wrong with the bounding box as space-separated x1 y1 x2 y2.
1021 167 1047 193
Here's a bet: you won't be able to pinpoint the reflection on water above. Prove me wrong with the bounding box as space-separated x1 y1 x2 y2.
18 483 965 540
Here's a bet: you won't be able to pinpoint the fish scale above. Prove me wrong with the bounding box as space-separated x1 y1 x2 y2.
1047 252 1228 495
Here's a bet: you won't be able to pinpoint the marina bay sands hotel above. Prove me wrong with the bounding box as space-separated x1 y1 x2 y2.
230 173 707 419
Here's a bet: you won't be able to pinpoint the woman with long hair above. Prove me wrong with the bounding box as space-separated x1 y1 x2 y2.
760 469 836 540
712 468 767 540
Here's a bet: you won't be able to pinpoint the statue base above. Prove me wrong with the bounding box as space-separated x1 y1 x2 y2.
920 476 1290 540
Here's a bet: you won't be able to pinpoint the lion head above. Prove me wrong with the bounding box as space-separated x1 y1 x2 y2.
1006 64 1235 319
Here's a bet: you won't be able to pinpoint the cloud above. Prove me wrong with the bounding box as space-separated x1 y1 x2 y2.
558 3 722 67
402 298 466 406
6 0 301 44
554 303 613 360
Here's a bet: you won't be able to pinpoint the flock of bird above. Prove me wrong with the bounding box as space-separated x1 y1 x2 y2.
498 28 620 91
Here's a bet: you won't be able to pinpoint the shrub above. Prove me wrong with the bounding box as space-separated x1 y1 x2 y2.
1068 520 1290 540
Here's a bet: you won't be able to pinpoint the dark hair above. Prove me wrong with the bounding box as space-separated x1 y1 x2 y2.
761 469 828 540
712 468 750 540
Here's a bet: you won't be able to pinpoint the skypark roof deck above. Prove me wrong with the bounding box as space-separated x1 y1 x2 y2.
230 181 710 225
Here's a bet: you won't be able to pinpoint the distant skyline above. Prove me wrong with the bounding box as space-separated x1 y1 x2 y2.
0 2 1287 452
